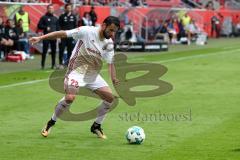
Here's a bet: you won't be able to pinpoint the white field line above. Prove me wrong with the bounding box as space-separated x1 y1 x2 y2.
0 79 48 89
159 48 240 63
0 49 239 89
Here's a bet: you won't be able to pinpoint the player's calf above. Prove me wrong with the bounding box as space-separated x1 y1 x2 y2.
41 95 74 137
90 100 115 139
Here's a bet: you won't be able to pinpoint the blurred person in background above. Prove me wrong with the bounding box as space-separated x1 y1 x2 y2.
178 19 186 41
181 12 191 28
155 21 170 43
221 16 233 37
14 6 30 33
0 17 5 59
38 4 59 69
185 19 199 45
89 6 97 26
58 3 77 68
14 6 30 55
235 16 240 36
120 21 136 42
81 12 92 26
211 12 221 38
167 18 180 44
3 19 20 51
16 18 30 55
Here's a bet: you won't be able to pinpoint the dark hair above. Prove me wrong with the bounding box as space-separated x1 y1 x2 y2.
65 3 72 9
6 19 13 26
18 18 23 23
83 12 89 17
47 4 53 9
7 19 13 23
103 16 120 28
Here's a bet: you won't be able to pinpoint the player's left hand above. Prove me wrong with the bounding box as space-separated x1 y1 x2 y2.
112 78 120 86
29 37 41 45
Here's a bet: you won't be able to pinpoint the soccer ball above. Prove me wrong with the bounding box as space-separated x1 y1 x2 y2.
125 126 145 144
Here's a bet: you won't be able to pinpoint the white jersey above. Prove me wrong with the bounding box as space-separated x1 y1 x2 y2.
65 26 114 76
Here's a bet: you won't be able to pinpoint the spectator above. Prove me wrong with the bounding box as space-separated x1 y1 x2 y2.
38 4 59 69
185 19 199 44
235 16 240 36
157 21 169 34
16 18 29 54
0 17 5 59
178 19 186 40
89 6 97 26
14 6 30 55
58 3 77 67
211 12 221 38
155 21 170 43
221 16 233 37
147 20 157 40
81 12 92 26
4 19 20 51
167 18 180 44
14 6 30 33
125 26 133 40
120 21 136 42
181 13 191 28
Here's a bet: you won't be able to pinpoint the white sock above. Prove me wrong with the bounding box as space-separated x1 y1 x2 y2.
95 101 113 124
51 97 71 121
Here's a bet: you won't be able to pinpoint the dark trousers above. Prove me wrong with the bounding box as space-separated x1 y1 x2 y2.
211 25 220 38
42 40 56 68
59 38 74 65
0 44 3 59
2 40 20 58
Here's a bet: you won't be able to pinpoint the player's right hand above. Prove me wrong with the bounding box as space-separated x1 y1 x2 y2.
112 78 120 86
29 37 41 45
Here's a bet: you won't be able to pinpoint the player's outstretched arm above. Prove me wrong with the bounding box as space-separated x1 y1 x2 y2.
29 31 67 45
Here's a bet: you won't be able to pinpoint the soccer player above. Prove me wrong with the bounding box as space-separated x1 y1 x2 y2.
29 16 120 139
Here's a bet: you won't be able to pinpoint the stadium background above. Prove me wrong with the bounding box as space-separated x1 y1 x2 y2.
1 1 240 35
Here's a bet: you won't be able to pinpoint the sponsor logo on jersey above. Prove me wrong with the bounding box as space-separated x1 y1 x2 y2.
87 48 101 56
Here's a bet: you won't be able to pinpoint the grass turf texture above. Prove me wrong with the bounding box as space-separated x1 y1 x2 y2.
0 38 240 160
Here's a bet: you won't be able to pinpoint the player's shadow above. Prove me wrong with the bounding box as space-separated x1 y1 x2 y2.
121 142 144 146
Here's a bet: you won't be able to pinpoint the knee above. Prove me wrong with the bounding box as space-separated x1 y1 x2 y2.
104 95 114 104
65 94 75 103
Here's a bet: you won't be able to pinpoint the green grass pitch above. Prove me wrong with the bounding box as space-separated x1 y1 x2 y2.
0 38 240 160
